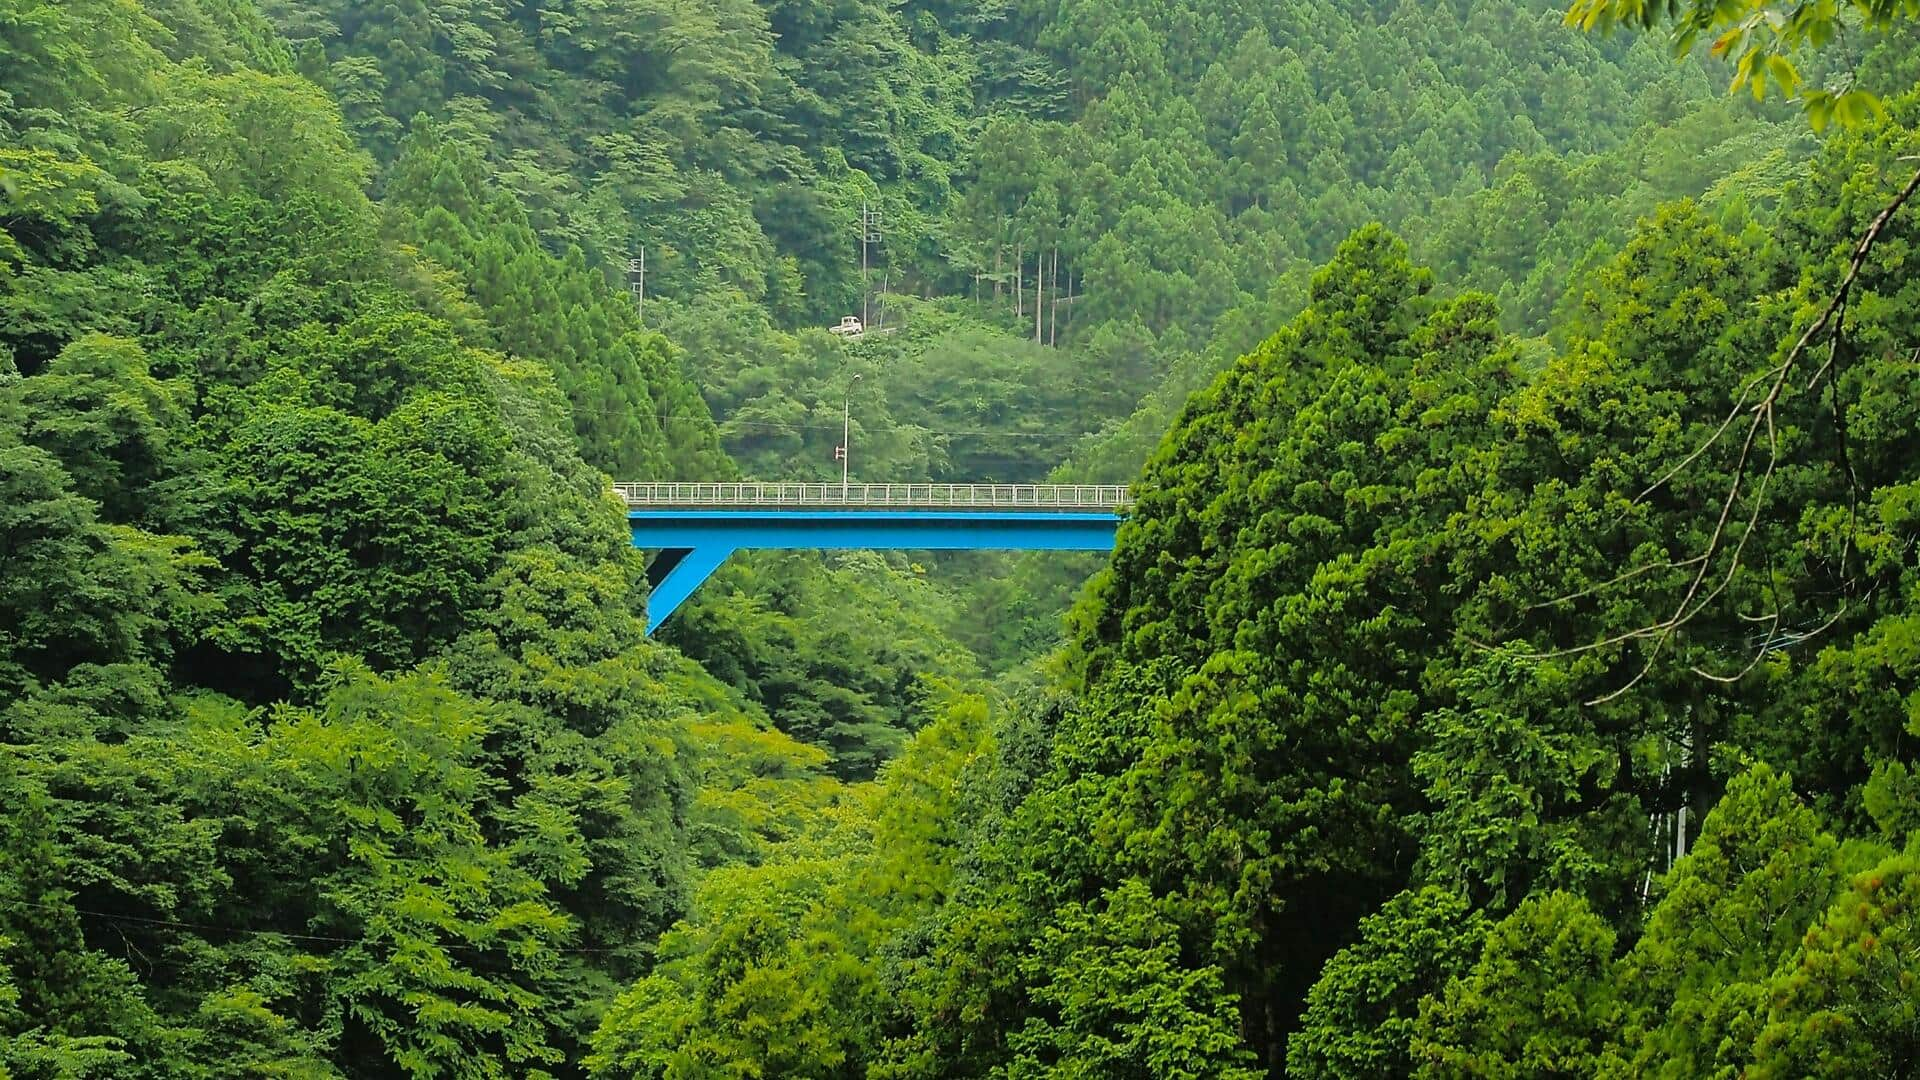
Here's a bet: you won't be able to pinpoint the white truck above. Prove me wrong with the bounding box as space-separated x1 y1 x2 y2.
828 315 864 336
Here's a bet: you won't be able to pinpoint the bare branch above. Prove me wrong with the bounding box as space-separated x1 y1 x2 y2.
1524 553 1710 612
1630 363 1781 507
1524 162 1920 702
1690 609 1778 685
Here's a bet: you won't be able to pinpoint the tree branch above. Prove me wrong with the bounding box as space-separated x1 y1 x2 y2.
1521 162 1920 703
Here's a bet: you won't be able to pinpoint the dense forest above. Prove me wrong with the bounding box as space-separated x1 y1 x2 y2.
4 0 1920 1074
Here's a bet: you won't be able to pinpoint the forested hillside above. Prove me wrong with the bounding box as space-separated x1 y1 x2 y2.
264 0 1808 486
5 0 1920 1075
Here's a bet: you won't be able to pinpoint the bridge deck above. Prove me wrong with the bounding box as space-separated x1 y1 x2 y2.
622 482 1129 633
617 482 1130 511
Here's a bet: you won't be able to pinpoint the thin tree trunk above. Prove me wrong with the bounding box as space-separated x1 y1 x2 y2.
1014 241 1023 319
993 248 1002 301
1035 252 1043 343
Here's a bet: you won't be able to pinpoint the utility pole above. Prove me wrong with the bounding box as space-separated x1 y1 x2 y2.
859 203 883 329
1053 270 1079 338
837 372 861 499
626 248 645 323
1050 245 1060 347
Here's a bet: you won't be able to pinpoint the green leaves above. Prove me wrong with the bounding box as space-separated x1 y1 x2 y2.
1802 87 1887 133
1289 888 1489 1080
1613 764 1845 1076
1411 892 1623 1079
1749 852 1920 1076
904 105 1920 1075
1412 650 1623 910
4 0 1920 1074
0 149 108 273
587 691 994 1079
0 6 769 1071
0 443 210 701
663 550 980 780
1000 881 1262 1080
281 665 573 1078
1565 0 1915 129
381 127 729 480
13 335 186 523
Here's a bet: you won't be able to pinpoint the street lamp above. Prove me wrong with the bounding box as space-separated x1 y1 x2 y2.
839 373 861 499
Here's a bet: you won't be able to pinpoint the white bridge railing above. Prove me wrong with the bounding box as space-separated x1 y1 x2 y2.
617 482 1131 511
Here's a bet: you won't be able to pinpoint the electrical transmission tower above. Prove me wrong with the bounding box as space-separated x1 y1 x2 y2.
626 248 646 323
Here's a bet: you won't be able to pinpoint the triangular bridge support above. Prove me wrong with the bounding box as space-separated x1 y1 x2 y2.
643 545 738 635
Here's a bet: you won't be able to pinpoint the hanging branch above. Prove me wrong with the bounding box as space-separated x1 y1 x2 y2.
1522 162 1920 705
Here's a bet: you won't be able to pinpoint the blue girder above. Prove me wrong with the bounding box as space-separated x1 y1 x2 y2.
632 509 1121 633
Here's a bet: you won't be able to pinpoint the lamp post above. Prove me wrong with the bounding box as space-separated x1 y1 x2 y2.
840 373 861 500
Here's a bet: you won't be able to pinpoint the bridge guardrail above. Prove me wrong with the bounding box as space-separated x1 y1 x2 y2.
617 482 1131 510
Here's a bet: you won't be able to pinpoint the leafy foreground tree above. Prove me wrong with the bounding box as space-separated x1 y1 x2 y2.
587 688 994 1077
1286 889 1488 1079
1567 0 1917 128
1606 764 1844 1077
0 2 854 1075
1411 892 1623 1079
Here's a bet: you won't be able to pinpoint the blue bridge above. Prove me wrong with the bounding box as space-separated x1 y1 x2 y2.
622 482 1131 633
